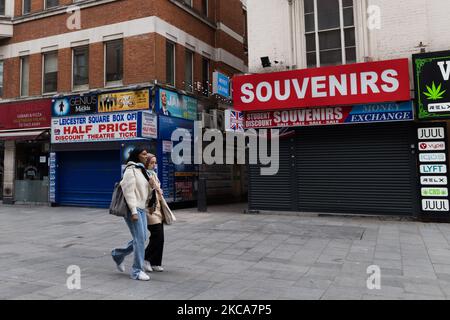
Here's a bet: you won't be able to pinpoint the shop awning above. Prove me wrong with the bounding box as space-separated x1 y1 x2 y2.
0 129 50 141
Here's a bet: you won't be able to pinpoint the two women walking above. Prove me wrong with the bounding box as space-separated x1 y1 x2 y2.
111 148 171 281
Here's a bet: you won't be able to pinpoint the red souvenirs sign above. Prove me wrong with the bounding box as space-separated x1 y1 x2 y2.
232 59 411 112
0 99 51 130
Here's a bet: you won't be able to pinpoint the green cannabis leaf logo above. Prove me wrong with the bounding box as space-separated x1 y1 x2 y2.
424 82 446 100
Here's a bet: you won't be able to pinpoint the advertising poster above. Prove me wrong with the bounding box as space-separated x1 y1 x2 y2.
158 115 197 203
413 50 450 120
244 102 414 129
157 88 197 120
52 94 97 117
121 141 157 177
139 112 158 139
98 89 150 113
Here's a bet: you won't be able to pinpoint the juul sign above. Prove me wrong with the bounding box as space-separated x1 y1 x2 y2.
417 123 450 218
418 127 445 140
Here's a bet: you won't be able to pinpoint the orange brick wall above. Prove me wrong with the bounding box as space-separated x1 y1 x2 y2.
57 48 71 92
1 0 246 100
89 42 105 89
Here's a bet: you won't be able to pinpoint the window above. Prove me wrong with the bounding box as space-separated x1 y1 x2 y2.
185 50 193 92
45 0 59 9
73 46 89 89
23 0 31 14
166 41 175 86
183 0 193 7
304 0 356 68
202 57 210 97
43 52 58 93
0 61 3 97
105 39 123 85
202 0 208 16
0 0 5 15
20 56 30 97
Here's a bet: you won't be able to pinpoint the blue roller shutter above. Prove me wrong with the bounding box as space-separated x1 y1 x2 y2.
57 150 120 208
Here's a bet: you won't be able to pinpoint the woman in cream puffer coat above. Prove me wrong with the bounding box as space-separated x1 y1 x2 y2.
111 148 153 281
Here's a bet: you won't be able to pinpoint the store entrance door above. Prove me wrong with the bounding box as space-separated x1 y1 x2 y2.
15 141 49 203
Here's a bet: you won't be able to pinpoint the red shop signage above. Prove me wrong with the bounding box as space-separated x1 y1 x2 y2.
0 99 52 130
232 59 411 111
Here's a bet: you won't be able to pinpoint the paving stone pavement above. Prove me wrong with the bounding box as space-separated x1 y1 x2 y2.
1 203 450 300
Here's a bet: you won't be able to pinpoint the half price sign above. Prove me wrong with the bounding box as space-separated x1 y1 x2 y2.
52 112 139 143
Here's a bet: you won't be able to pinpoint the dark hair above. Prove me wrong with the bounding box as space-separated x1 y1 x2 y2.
127 147 147 164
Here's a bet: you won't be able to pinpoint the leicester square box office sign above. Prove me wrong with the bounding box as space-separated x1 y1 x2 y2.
51 111 157 144
413 50 450 120
232 59 411 111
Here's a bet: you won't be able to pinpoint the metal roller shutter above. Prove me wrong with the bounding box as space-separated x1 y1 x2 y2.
58 150 121 208
296 123 417 215
248 136 295 211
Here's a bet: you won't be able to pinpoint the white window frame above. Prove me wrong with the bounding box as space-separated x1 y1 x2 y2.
72 45 89 92
0 0 5 16
0 60 4 98
20 56 30 97
202 57 210 96
104 39 123 88
202 0 208 17
42 51 58 95
301 0 363 68
44 0 59 10
166 40 176 87
22 0 32 15
185 49 194 92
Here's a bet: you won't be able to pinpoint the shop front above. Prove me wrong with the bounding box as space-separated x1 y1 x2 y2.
154 87 198 204
50 89 158 208
0 99 52 204
413 50 450 222
233 58 419 216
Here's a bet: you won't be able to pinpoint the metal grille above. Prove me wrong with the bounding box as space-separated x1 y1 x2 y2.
296 123 416 215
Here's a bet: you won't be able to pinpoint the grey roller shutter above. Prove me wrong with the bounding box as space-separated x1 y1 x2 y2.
296 123 417 215
248 136 295 211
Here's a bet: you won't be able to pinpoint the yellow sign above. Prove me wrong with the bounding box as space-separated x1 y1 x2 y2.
98 89 150 113
174 172 198 177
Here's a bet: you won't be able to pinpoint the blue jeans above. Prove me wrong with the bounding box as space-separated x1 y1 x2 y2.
111 208 148 279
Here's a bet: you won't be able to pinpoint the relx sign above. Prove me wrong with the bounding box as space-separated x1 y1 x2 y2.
232 59 411 111
413 50 450 120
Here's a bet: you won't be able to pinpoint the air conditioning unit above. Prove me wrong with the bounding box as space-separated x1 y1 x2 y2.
210 109 225 131
200 111 212 128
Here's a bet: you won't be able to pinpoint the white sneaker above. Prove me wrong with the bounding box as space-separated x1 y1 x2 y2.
135 271 150 281
152 266 164 272
116 261 125 273
144 261 153 272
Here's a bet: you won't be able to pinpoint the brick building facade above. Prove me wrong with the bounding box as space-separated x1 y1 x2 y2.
0 0 248 205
